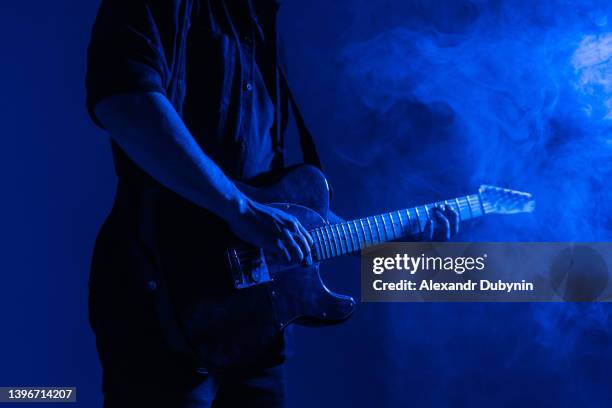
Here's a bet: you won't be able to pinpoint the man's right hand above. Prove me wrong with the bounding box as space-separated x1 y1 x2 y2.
228 199 314 265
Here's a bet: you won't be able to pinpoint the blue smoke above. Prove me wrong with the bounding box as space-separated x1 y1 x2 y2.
338 0 612 242
294 0 612 405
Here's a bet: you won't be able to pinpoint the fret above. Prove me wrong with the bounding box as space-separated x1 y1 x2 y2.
468 194 484 218
461 197 474 218
380 214 390 242
352 220 362 250
375 216 383 242
350 222 360 252
344 222 353 252
477 195 484 216
381 215 389 241
353 222 361 251
388 213 397 239
317 228 330 260
466 196 474 217
458 196 472 220
414 207 423 233
329 224 339 255
323 227 333 259
365 217 372 242
454 198 462 220
376 215 384 241
467 195 478 218
359 219 368 246
366 217 376 243
351 224 358 250
317 227 327 258
312 228 321 260
324 226 337 257
388 213 396 239
313 229 323 260
338 225 345 254
410 208 418 233
332 224 342 255
396 210 405 236
344 223 353 252
335 224 344 254
341 223 354 253
476 194 484 216
405 209 413 234
424 205 431 225
467 195 476 218
321 226 330 257
359 219 369 247
393 212 401 238
334 224 345 255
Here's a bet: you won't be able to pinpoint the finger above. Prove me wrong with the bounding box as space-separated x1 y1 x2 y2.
433 207 451 241
298 223 314 247
282 228 304 263
293 229 312 260
443 205 460 236
423 218 434 242
274 238 291 263
289 220 312 253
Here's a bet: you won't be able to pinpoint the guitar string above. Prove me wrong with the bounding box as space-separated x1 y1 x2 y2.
231 191 524 263
231 197 483 262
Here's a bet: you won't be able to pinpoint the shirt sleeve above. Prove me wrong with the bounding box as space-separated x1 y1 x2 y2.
85 0 173 128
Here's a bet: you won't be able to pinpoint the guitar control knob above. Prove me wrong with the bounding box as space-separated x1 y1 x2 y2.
250 269 261 282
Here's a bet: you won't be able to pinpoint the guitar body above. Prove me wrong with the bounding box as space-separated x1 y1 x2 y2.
154 165 355 371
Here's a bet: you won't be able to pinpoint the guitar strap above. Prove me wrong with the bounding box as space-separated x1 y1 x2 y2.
276 68 324 171
245 0 325 174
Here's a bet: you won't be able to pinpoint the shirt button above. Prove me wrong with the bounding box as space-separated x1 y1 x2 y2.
244 82 253 92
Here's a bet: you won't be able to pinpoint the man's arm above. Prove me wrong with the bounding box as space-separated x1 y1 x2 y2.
95 92 312 264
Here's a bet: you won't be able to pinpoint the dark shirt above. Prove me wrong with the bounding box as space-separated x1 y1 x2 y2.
86 3 291 402
86 0 284 182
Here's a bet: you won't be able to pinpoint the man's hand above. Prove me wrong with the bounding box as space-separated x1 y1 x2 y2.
423 205 459 241
228 200 314 265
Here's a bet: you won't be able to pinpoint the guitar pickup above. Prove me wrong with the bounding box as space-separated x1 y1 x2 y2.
227 247 272 289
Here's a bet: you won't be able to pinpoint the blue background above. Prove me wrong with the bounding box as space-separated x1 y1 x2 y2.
1 0 612 406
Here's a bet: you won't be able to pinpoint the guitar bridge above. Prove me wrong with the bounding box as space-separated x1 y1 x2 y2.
227 247 272 289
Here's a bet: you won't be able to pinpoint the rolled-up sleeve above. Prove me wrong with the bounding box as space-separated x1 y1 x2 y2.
86 0 173 128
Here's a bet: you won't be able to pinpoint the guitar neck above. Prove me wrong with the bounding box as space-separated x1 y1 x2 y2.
310 194 486 262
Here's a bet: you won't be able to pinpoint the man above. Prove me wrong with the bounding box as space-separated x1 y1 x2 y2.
86 0 459 406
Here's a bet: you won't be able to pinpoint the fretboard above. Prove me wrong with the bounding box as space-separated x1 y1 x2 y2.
309 194 484 262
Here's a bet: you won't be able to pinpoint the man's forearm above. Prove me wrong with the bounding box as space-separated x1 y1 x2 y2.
94 92 246 220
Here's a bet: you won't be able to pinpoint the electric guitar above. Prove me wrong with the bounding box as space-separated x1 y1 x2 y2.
151 165 535 371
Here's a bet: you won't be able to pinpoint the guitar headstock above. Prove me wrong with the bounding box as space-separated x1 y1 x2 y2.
478 185 535 215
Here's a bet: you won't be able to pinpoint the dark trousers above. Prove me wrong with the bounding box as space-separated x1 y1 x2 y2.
90 206 286 408
99 364 286 408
